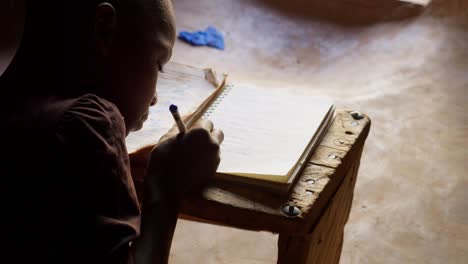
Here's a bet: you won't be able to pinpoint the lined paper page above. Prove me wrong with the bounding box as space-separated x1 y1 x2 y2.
126 63 217 153
207 84 333 182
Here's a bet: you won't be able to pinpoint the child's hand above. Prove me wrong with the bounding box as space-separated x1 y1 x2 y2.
145 119 223 204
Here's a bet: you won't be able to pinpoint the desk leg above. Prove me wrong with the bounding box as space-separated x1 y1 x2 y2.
277 160 360 264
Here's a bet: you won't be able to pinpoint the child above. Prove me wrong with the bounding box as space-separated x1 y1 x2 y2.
1 1 223 263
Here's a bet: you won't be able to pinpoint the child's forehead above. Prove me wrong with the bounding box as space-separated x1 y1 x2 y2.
148 11 176 55
148 1 176 39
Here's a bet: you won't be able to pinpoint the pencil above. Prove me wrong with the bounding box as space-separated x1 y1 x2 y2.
169 104 187 134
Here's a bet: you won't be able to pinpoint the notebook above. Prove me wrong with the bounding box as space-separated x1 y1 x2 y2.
126 62 335 192
197 83 335 189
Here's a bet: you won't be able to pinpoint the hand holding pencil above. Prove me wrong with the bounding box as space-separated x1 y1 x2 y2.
144 104 224 203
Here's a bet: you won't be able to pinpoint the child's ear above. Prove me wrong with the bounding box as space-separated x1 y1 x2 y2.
94 2 117 57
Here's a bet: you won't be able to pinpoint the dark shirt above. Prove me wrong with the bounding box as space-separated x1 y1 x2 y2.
4 94 140 263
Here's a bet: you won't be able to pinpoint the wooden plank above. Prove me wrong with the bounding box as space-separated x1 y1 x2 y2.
277 150 362 264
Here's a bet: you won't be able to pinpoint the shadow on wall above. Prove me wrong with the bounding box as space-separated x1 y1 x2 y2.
0 0 25 76
245 0 427 25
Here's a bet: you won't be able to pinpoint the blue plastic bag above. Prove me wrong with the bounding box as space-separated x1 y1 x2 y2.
178 26 225 50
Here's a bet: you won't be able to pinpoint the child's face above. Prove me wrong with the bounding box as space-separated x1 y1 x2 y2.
121 30 175 133
103 5 176 133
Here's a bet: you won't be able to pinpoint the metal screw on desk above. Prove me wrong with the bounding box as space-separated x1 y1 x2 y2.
305 179 315 185
350 111 364 120
329 154 338 159
335 139 346 145
282 204 300 217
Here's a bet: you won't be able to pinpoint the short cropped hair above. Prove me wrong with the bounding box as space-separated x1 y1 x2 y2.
25 0 174 43
4 0 174 97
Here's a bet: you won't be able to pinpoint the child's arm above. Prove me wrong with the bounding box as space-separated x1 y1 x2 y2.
54 95 142 263
131 119 223 264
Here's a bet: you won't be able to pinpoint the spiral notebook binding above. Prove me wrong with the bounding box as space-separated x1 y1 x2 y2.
202 84 233 119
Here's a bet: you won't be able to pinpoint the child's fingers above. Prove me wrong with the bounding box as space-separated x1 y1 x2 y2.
211 129 224 144
158 124 179 142
191 119 214 132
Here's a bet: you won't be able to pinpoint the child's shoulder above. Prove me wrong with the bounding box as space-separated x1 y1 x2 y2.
58 93 123 128
53 94 126 148
9 93 127 153
6 92 128 172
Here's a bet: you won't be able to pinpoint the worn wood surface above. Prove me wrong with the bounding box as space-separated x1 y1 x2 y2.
277 148 363 264
179 110 371 235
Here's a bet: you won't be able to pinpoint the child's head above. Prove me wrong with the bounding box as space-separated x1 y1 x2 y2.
14 0 176 131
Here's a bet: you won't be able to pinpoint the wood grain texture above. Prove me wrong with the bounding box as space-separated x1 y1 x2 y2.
278 148 363 264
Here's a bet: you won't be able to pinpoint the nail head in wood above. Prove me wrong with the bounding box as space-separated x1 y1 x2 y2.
282 204 300 217
335 139 346 145
350 111 364 120
305 179 315 185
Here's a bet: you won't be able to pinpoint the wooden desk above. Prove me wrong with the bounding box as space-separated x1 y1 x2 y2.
129 63 371 263
180 110 371 264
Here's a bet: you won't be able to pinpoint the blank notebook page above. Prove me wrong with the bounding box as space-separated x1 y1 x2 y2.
205 84 333 182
